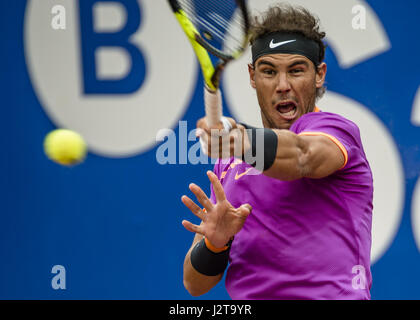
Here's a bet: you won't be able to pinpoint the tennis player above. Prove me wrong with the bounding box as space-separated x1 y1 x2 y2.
181 4 373 300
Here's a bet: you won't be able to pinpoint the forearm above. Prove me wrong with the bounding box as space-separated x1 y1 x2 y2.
180 175 251 297
198 117 340 180
183 234 224 296
262 129 307 180
239 124 307 181
239 125 344 180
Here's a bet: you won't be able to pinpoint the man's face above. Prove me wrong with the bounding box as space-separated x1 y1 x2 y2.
248 54 326 129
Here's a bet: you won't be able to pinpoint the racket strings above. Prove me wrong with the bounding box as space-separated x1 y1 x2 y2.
178 0 247 55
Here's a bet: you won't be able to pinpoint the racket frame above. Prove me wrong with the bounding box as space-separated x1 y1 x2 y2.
168 0 249 90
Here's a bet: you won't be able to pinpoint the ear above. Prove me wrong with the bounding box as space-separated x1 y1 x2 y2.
248 63 256 89
315 62 327 89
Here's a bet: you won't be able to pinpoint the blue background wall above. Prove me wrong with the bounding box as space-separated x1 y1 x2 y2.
1 0 419 299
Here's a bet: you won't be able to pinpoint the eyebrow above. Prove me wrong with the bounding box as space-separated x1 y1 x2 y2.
288 60 310 68
256 59 309 69
256 60 276 68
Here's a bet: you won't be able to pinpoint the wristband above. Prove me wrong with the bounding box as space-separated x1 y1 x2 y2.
240 123 278 171
204 237 230 253
190 238 232 276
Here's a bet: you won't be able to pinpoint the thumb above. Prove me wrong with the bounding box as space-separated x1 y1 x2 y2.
238 203 252 218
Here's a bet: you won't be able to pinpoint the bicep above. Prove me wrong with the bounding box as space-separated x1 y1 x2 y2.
298 133 347 178
262 129 346 180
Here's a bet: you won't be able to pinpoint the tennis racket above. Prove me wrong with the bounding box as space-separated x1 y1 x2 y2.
167 0 250 127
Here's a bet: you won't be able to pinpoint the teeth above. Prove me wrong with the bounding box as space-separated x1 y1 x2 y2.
280 107 296 117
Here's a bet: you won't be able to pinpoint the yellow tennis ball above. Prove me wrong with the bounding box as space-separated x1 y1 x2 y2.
44 129 87 166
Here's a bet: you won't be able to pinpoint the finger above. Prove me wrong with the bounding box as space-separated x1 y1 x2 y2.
182 220 204 235
237 203 252 218
189 183 214 211
226 117 237 130
197 118 212 135
195 128 205 138
207 119 225 132
207 132 230 159
209 127 227 137
198 135 209 156
200 132 231 159
220 135 232 159
196 117 209 131
230 129 244 158
181 195 205 220
221 117 232 133
207 135 222 159
216 133 232 159
207 171 226 201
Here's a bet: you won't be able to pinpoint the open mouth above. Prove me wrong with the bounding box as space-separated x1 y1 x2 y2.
275 101 298 120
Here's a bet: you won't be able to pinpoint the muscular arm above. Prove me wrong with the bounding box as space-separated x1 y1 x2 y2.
181 173 251 296
196 116 346 181
262 128 346 181
183 229 224 296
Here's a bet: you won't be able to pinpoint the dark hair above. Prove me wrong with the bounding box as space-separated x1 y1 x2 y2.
250 4 327 98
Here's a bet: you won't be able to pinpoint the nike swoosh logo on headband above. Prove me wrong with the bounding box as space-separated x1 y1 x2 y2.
269 39 296 49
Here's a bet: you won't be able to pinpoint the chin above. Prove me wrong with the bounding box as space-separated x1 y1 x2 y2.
273 122 292 130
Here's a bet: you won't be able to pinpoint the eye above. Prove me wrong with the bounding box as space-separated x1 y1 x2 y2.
262 69 275 75
290 68 304 74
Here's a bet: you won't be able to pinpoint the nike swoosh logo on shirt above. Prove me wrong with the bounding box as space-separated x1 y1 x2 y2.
269 39 296 49
235 168 253 180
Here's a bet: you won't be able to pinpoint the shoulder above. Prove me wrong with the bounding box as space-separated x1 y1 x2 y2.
291 111 362 145
292 111 359 134
292 111 367 172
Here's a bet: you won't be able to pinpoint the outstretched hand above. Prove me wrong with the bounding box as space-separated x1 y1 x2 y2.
181 170 252 249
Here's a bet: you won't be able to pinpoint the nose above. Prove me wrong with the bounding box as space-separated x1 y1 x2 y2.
275 72 291 94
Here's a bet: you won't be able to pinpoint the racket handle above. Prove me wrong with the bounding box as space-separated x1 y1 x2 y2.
204 87 222 127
